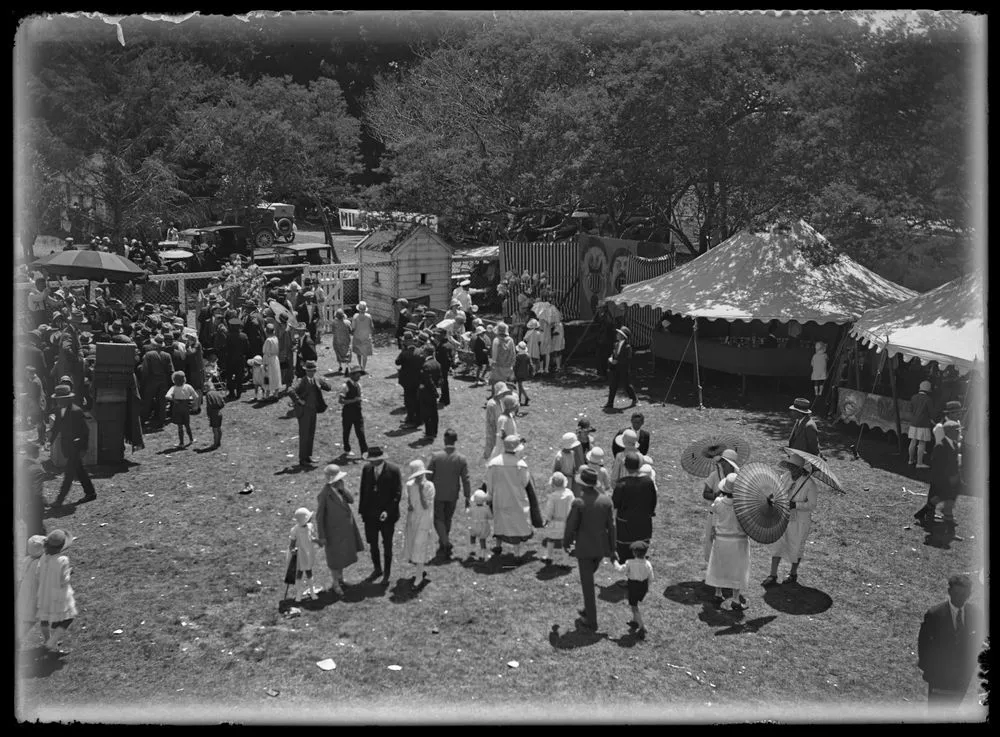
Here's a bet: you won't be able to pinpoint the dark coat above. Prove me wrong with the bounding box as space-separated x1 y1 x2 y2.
315 482 364 570
225 329 250 366
929 439 961 501
419 357 442 396
358 461 403 525
563 489 616 560
612 475 658 546
918 601 983 691
50 402 89 455
435 341 454 374
612 427 650 456
608 340 632 376
395 349 424 389
788 415 820 456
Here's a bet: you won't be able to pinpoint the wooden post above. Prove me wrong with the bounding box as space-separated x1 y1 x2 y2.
854 342 863 390
887 351 904 455
692 319 704 409
178 276 186 316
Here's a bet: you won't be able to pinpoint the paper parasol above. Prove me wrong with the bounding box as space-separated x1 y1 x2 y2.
782 448 846 494
680 434 752 478
731 462 790 544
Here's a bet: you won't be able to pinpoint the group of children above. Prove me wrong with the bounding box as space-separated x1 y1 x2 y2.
17 529 77 656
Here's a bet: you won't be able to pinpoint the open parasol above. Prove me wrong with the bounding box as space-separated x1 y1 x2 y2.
532 300 560 325
782 448 846 494
159 249 195 260
731 462 791 544
268 300 293 323
35 250 146 282
680 434 752 478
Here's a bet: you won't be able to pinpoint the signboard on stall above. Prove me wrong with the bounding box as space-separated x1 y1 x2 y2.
837 387 915 436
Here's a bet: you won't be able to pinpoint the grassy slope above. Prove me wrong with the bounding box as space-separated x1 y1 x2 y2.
16 330 985 722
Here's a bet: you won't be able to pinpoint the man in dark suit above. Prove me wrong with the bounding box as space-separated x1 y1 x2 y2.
605 326 637 409
358 446 403 586
224 318 250 399
787 397 821 456
48 384 96 507
427 428 472 558
434 328 454 407
563 466 616 631
418 345 442 440
395 340 424 427
290 360 331 467
140 335 174 427
612 412 651 457
612 452 657 566
917 574 983 707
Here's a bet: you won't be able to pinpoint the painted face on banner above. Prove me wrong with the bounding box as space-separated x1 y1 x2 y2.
580 244 608 318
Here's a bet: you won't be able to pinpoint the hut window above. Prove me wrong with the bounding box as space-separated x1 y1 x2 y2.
420 273 428 285
373 270 381 285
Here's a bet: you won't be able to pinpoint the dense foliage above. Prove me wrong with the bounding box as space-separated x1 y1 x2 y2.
16 11 979 283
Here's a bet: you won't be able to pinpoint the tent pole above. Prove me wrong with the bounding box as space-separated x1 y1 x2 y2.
854 349 887 458
886 350 904 455
661 330 694 406
692 318 704 410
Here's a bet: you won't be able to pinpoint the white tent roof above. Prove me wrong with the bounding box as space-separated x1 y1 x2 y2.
608 220 915 324
850 274 985 375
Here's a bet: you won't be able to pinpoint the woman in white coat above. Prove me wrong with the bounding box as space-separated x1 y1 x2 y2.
761 454 818 587
703 473 751 611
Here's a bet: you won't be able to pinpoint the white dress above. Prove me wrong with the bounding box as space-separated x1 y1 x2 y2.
36 553 78 622
289 522 317 572
490 413 517 459
549 320 565 353
262 335 282 390
811 351 828 381
542 488 576 541
402 480 436 564
704 497 750 590
768 472 818 561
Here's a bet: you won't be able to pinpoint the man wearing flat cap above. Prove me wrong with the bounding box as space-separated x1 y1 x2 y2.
290 359 331 467
48 384 96 507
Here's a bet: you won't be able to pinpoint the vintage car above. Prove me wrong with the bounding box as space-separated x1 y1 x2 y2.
252 243 333 267
259 202 297 243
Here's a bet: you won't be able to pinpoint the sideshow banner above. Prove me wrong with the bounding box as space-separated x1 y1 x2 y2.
577 235 669 320
837 387 915 435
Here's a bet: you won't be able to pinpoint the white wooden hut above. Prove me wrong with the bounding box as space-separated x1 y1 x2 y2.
355 224 453 323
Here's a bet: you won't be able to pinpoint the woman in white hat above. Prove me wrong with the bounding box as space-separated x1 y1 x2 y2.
609 429 653 488
762 454 818 587
402 459 436 586
703 473 750 611
491 393 520 460
585 446 613 495
490 322 516 386
553 432 583 495
484 434 534 558
350 301 374 371
315 465 365 595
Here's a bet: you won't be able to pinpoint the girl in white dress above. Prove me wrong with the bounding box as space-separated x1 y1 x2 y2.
402 460 436 585
810 341 828 397
350 302 375 371
541 472 575 564
37 529 78 654
262 324 282 397
491 394 519 459
703 473 750 611
468 489 494 561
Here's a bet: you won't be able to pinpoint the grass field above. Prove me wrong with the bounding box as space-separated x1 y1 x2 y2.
15 330 987 723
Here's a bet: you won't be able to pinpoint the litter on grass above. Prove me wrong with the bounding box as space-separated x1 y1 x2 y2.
316 659 336 671
387 665 402 671
507 661 519 668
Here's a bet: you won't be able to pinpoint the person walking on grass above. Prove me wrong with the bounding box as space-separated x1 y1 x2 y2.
490 322 516 387
913 420 963 540
554 432 583 495
287 507 319 602
428 429 472 559
541 472 575 565
358 447 402 586
17 535 46 648
612 451 658 574
351 301 375 372
37 529 77 655
605 326 637 410
402 459 436 587
290 360 331 468
563 466 616 631
165 370 197 448
787 397 821 456
761 455 818 587
612 412 651 457
614 540 654 639
203 378 226 450
262 323 282 398
339 365 369 459
513 341 532 407
471 325 490 386
524 319 543 375
434 328 454 407
483 382 512 461
907 380 935 469
468 489 494 561
47 384 96 507
418 345 442 441
704 473 751 611
315 464 365 596
331 308 353 374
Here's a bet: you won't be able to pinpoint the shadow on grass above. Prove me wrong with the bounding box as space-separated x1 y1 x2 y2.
388 407 407 416
663 580 717 606
87 460 142 479
921 522 958 550
156 446 186 456
388 577 428 603
19 646 67 678
762 582 833 615
714 614 778 636
274 465 312 476
548 623 609 650
609 630 646 648
407 437 436 449
535 563 573 581
597 583 628 604
193 445 222 454
458 552 533 575
697 602 746 627
384 427 421 438
43 504 78 520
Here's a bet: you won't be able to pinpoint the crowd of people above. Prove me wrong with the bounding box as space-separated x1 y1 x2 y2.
14 276 983 709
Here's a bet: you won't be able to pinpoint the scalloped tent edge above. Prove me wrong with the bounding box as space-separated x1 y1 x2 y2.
848 273 984 376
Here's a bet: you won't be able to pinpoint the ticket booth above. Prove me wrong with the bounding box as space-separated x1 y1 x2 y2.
92 342 137 464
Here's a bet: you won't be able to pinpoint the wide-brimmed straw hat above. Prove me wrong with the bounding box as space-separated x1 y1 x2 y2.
789 398 812 414
516 341 528 354
560 432 581 451
324 464 348 483
407 459 433 482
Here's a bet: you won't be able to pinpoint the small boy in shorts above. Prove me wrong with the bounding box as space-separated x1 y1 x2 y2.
614 540 654 639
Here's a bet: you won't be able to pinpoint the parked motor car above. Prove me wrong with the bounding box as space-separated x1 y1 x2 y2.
220 206 278 249
259 202 297 243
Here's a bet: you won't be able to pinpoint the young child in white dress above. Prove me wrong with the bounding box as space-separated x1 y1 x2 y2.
247 355 266 400
468 489 493 561
524 319 544 375
288 507 319 602
18 534 47 647
36 529 78 655
165 370 197 447
541 472 575 565
614 540 654 638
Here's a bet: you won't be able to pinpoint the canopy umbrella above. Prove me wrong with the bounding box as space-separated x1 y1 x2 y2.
680 434 752 478
731 462 790 544
531 300 560 325
35 250 146 282
782 448 846 494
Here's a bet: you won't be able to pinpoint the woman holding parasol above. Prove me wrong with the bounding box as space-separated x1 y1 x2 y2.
703 473 751 611
761 454 819 587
